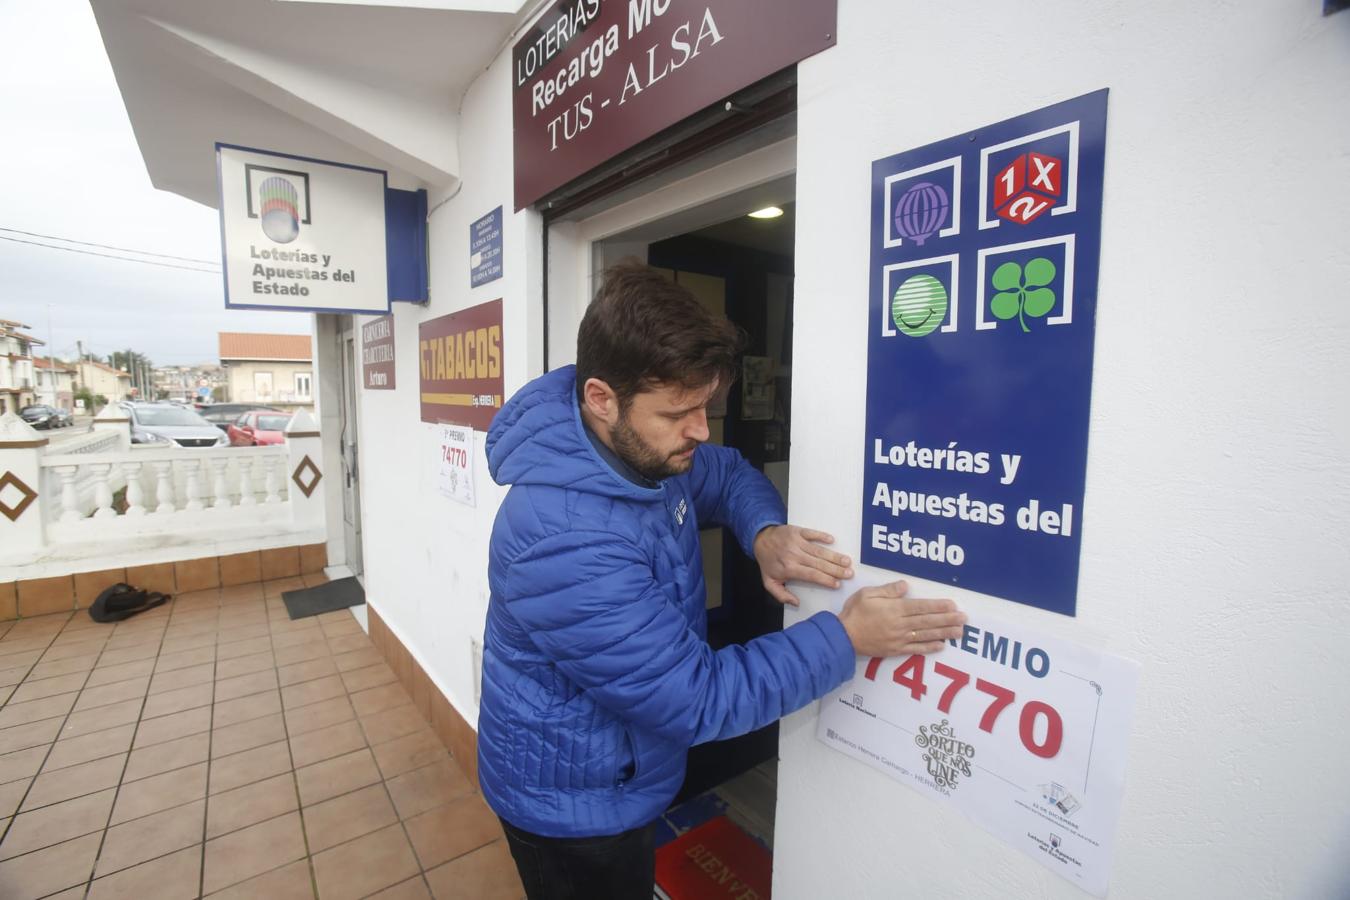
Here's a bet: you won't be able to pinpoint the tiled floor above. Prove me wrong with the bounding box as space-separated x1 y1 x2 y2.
0 577 524 900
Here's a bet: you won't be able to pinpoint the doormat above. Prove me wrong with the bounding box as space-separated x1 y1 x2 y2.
654 815 771 900
281 576 365 620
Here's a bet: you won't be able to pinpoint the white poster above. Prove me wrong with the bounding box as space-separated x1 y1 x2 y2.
437 423 475 507
817 612 1139 896
217 144 389 314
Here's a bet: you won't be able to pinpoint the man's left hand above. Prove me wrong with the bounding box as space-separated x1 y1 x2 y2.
753 525 854 607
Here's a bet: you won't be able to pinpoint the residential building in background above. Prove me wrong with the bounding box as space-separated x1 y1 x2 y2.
74 358 133 405
0 318 42 414
34 357 77 409
218 332 314 410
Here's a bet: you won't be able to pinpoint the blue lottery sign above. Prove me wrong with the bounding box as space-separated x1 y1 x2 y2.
861 90 1108 617
470 206 503 288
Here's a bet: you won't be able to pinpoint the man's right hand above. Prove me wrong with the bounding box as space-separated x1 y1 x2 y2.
838 580 966 658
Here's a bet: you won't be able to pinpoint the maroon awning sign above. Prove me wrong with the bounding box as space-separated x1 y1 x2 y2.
512 0 837 210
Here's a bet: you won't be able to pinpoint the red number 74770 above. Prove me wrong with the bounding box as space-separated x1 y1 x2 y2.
864 655 1063 759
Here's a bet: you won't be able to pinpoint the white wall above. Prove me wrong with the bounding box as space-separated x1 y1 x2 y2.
776 2 1349 898
353 44 541 724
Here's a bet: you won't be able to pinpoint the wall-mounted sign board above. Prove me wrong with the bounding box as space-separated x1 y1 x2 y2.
470 206 503 288
419 299 504 431
859 90 1108 617
216 144 427 312
362 315 396 390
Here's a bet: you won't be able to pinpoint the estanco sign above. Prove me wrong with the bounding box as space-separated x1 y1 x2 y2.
511 0 836 210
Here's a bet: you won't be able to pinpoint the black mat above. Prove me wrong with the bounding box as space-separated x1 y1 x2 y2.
281 576 365 620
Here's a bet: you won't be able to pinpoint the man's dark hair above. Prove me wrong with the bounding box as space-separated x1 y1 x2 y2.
576 261 744 407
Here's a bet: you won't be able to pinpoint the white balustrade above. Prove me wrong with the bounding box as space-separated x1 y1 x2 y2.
123 462 146 516
263 456 280 504
152 461 175 514
91 464 116 519
6 430 325 579
238 457 257 506
211 459 232 509
57 466 81 523
183 459 205 511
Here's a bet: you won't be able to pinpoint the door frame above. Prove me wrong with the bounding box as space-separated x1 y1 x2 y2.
544 138 797 371
336 317 364 577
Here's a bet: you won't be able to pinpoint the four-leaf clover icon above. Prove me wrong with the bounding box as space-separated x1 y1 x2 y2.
990 257 1057 333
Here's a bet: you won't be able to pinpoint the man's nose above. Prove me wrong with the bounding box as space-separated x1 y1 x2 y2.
686 409 710 443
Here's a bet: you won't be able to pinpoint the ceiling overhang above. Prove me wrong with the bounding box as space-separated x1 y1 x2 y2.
91 0 531 207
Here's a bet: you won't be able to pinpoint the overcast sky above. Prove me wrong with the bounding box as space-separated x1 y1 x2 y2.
0 0 310 368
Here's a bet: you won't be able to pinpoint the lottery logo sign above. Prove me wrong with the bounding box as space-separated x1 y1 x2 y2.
861 90 1108 616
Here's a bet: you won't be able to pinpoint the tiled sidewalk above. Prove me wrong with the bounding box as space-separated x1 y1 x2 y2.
0 577 524 900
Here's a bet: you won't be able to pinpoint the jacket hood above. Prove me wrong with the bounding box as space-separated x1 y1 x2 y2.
486 365 661 501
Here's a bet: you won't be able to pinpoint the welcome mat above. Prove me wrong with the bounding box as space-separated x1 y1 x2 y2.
655 815 771 900
281 576 365 620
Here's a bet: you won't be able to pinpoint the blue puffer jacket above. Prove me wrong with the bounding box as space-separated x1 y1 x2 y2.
477 366 857 838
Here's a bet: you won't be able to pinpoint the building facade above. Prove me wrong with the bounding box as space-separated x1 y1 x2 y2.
0 318 42 415
74 359 132 407
217 332 314 409
33 357 76 410
90 2 1350 897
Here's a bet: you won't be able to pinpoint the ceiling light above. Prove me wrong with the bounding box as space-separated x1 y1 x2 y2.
747 206 783 219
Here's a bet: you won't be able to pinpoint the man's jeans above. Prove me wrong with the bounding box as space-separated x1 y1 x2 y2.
499 817 656 900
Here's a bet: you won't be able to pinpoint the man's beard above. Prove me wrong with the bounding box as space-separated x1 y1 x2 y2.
611 411 698 481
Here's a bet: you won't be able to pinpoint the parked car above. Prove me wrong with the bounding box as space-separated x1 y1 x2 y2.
120 401 227 448
19 405 70 429
195 403 283 432
227 411 293 447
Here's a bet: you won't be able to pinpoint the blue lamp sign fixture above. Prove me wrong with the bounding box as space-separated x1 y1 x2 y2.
860 90 1109 617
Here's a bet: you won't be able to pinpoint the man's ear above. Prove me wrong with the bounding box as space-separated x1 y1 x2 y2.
582 378 619 424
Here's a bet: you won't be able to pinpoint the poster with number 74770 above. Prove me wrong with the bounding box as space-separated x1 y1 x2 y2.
436 424 475 508
817 612 1139 896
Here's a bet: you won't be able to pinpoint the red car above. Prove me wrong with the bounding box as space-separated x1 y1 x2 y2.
227 411 293 446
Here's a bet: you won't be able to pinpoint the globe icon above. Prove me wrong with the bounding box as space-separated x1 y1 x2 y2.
258 176 301 244
894 182 950 246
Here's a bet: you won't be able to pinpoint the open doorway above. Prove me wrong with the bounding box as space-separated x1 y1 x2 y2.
595 191 796 887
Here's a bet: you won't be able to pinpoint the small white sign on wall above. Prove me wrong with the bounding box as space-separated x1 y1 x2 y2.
437 423 475 507
216 144 390 314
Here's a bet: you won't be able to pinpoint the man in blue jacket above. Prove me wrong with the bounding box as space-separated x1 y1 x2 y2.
480 263 966 899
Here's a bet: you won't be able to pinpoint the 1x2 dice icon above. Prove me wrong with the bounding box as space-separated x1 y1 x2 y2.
993 152 1063 225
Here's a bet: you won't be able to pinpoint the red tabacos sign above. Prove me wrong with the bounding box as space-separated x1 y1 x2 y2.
511 0 836 209
418 299 504 430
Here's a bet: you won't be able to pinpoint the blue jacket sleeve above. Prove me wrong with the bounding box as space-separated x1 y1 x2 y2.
685 443 786 556
500 529 857 746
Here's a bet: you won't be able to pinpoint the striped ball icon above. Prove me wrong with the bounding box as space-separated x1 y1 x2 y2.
891 274 948 338
894 181 949 246
258 176 301 244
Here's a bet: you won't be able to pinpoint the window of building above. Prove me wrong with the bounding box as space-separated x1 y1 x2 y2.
254 371 273 401
294 372 312 399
